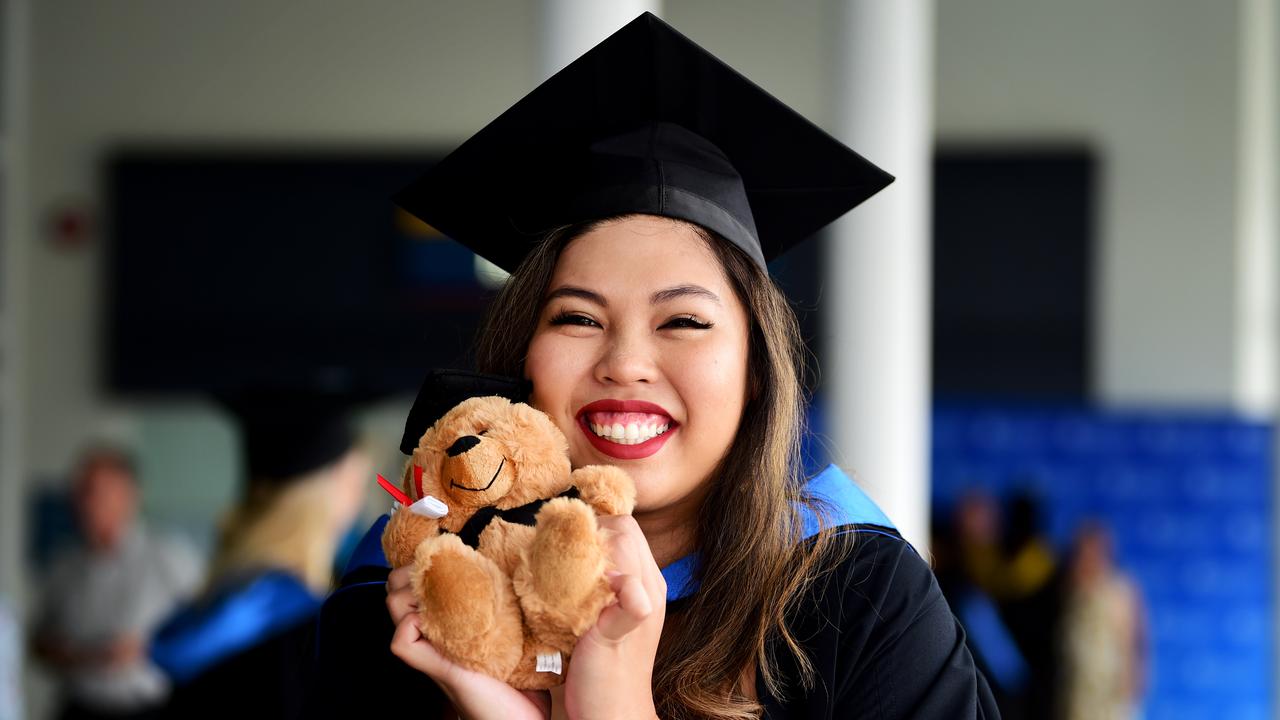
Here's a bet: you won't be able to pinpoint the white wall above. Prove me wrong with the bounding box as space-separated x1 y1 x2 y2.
936 0 1244 409
21 0 542 566
19 0 837 556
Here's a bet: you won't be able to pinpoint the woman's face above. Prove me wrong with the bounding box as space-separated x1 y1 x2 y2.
525 216 751 516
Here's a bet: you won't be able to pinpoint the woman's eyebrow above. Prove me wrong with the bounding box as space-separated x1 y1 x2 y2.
651 284 721 305
545 285 607 307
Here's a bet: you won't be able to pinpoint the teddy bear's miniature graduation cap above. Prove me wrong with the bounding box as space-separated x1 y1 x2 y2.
400 370 530 455
394 11 893 273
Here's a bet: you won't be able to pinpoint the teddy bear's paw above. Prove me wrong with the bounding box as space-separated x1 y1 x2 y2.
571 465 637 516
413 534 518 646
515 498 611 637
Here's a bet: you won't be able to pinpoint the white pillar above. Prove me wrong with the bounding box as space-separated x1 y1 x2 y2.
1239 0 1278 418
1239 0 1280 709
539 0 659 79
825 0 934 551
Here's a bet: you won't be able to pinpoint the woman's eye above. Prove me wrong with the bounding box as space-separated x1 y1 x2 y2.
548 311 601 328
661 315 714 330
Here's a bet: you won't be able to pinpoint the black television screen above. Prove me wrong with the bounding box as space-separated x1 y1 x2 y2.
105 150 497 397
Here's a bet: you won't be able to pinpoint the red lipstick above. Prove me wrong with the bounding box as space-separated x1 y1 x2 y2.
576 399 677 460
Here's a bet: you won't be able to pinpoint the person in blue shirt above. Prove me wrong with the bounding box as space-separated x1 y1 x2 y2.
313 12 997 720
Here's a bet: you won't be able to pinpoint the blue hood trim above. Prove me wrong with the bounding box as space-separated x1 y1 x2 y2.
663 464 897 602
151 570 322 684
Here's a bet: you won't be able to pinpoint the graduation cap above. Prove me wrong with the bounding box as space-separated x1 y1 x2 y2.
218 391 358 485
399 369 531 455
394 11 893 273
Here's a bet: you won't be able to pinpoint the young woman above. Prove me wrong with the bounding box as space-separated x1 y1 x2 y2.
313 13 996 720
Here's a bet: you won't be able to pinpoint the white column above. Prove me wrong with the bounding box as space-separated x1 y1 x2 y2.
539 0 659 79
1240 0 1280 709
1239 0 1278 418
825 0 934 551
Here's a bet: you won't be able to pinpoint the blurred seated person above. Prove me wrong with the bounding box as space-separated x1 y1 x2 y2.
33 444 203 720
150 394 370 719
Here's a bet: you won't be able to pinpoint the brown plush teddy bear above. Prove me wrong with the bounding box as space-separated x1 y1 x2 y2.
381 395 636 689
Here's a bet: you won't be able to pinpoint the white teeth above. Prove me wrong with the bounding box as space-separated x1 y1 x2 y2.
589 420 672 445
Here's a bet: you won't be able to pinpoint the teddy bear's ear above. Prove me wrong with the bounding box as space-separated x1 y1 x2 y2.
496 403 574 507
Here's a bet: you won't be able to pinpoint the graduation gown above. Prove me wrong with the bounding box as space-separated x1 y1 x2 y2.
307 465 999 719
150 570 323 719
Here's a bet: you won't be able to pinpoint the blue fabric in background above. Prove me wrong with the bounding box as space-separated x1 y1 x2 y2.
803 400 1271 719
928 404 1272 720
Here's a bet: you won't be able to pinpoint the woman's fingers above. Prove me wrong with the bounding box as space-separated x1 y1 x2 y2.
385 566 419 626
389 614 472 691
387 564 413 591
595 571 653 642
561 514 665 719
389 613 446 677
390 613 551 720
598 515 666 602
521 689 553 718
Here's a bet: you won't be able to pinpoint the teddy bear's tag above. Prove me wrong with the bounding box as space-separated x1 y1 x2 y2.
409 495 449 519
535 652 563 675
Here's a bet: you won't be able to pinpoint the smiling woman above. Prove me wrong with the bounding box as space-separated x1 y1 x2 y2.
310 12 997 720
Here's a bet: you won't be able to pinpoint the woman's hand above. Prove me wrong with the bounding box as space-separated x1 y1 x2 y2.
385 565 551 720
562 515 666 720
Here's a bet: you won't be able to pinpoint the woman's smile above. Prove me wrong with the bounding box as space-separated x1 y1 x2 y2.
577 399 679 459
524 215 751 517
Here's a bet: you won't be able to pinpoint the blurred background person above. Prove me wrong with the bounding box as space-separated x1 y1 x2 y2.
934 494 1029 715
149 395 371 720
956 489 1062 719
1058 521 1147 720
31 445 202 720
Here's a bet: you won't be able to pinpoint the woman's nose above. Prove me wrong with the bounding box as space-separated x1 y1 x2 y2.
594 333 657 385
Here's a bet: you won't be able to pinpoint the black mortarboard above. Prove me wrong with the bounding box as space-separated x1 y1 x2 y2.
218 391 357 485
400 369 531 455
394 11 893 272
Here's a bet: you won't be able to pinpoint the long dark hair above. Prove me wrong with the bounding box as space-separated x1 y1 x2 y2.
474 215 845 719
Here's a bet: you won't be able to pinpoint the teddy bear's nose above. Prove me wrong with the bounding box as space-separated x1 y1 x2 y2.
446 435 481 457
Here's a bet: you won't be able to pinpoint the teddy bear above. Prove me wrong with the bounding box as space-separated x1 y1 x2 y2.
381 395 636 690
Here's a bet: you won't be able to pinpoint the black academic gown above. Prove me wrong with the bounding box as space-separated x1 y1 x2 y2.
756 530 999 718
306 467 998 719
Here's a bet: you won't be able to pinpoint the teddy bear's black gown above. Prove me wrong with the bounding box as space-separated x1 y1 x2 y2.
303 465 999 719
